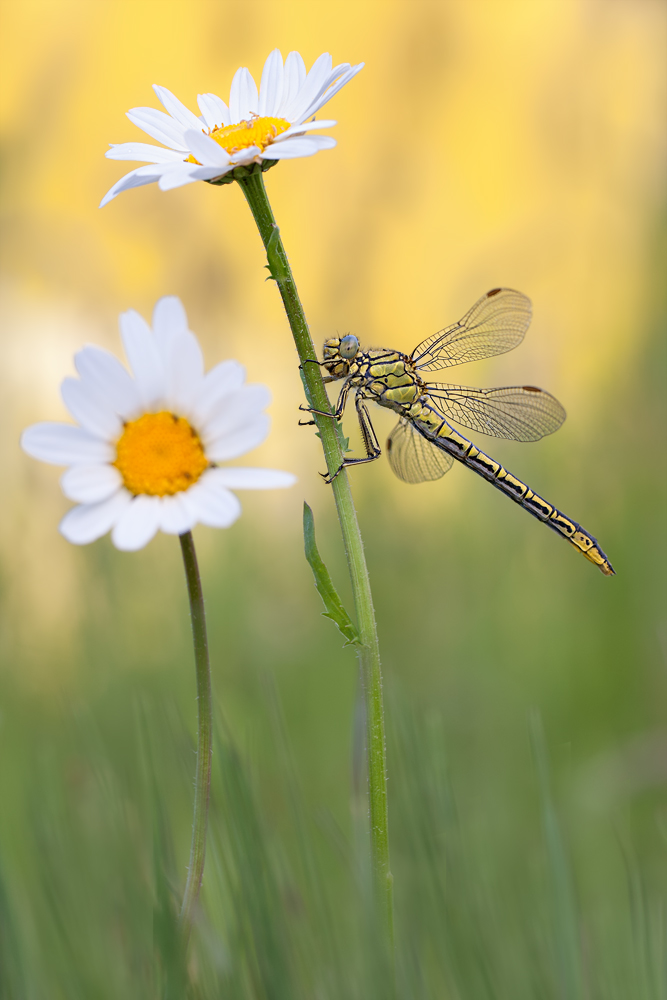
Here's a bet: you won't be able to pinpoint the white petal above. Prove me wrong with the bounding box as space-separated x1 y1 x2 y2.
229 67 259 122
182 471 242 528
105 143 184 163
265 137 333 159
190 360 246 428
60 489 132 545
126 107 189 150
280 51 307 114
279 119 337 139
119 309 165 410
158 164 229 190
258 49 284 117
294 63 350 121
21 423 114 465
201 383 271 442
159 494 196 534
152 296 188 350
197 92 231 129
74 346 142 421
111 495 161 551
302 135 337 149
300 63 364 122
183 129 231 168
61 464 123 503
99 166 164 208
281 52 332 123
212 467 297 490
60 377 122 439
153 85 203 132
228 145 261 165
206 414 270 462
163 332 205 414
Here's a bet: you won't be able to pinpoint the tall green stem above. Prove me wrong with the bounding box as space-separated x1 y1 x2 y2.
178 530 212 937
236 168 393 941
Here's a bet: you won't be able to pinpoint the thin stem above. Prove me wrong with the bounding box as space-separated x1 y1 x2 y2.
178 530 212 938
236 168 393 943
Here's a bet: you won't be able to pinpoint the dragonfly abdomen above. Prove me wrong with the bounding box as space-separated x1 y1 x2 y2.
412 405 614 576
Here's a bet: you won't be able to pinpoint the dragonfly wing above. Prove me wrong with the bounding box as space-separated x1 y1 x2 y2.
411 288 532 372
386 418 454 483
427 383 566 441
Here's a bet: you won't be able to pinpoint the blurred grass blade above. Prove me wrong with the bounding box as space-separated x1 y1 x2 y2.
621 839 662 1000
303 502 360 645
134 702 188 999
213 735 293 999
0 860 26 999
529 709 583 1000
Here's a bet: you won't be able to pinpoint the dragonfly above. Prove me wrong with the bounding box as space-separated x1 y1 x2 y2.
304 287 614 576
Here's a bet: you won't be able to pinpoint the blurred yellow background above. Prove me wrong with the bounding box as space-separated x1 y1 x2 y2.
2 0 664 677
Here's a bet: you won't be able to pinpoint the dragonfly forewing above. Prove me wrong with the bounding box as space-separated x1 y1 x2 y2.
410 288 532 371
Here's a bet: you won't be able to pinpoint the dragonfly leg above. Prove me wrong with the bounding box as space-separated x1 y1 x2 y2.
297 403 334 428
299 358 337 384
321 396 382 484
298 403 335 419
298 380 352 424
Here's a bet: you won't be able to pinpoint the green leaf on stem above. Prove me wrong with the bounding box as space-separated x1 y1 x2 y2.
265 225 288 283
303 503 360 646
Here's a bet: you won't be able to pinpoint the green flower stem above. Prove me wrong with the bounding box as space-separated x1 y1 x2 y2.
178 530 212 938
237 168 393 942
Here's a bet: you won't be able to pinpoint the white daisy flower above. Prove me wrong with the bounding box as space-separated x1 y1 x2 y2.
100 49 364 208
21 297 296 551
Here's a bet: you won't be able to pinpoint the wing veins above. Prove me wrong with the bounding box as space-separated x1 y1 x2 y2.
386 417 454 483
411 288 532 372
426 383 566 441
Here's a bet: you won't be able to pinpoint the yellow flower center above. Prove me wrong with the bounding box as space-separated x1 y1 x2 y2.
114 411 209 496
211 115 291 153
187 116 291 163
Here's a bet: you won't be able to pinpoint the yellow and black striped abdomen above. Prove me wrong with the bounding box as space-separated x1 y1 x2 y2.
412 405 614 575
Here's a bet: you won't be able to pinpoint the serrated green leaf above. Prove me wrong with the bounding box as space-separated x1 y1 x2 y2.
303 503 360 646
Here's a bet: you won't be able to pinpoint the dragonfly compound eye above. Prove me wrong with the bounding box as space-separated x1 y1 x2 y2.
339 335 359 360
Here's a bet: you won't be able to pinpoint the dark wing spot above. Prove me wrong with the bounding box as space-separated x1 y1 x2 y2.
386 437 393 451
487 287 502 297
523 385 540 392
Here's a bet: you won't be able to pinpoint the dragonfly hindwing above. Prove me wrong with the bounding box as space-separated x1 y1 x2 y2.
426 383 566 441
387 418 454 484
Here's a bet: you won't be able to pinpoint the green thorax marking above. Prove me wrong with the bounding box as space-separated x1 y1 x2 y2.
353 349 423 410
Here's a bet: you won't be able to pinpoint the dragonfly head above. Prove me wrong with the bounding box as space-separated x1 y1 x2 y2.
322 335 360 380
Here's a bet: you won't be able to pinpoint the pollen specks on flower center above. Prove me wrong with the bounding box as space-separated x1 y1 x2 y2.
114 411 209 496
211 115 291 154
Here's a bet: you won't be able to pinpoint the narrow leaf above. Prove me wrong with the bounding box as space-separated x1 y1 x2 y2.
266 224 289 283
303 502 360 645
